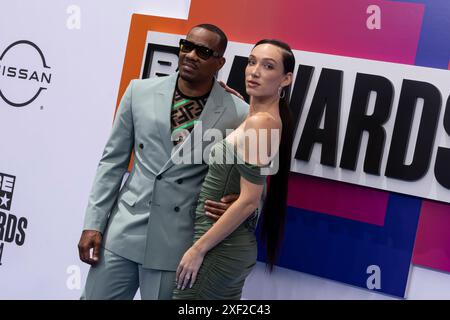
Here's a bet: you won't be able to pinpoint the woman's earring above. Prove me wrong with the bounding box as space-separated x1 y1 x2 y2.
278 87 286 99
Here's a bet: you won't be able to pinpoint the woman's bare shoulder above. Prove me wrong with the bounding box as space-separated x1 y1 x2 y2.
244 112 281 131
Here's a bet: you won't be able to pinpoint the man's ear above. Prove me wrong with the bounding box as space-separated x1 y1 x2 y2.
217 57 226 71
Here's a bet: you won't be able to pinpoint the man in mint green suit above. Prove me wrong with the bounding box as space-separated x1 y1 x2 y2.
78 24 248 299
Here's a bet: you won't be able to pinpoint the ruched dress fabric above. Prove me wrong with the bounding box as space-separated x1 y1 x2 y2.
172 139 267 300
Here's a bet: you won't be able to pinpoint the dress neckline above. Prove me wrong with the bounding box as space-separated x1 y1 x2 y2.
220 139 266 168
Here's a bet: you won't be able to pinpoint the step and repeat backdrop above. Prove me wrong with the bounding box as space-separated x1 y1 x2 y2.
1 0 450 299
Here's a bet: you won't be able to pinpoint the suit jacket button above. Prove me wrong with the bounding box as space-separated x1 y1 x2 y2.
139 143 144 149
177 179 183 184
156 175 162 180
174 206 180 212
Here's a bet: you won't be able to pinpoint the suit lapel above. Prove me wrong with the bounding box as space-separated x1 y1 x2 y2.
186 80 226 150
154 74 178 161
158 80 226 174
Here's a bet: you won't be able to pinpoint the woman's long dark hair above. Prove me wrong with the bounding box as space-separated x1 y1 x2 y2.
255 39 295 271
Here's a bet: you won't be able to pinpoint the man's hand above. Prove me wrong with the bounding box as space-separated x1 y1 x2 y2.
78 230 102 266
204 194 239 220
219 81 244 100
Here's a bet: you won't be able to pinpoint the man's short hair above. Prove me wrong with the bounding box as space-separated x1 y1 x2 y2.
192 23 228 56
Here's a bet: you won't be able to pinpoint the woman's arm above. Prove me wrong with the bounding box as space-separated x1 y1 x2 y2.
176 177 264 290
175 113 281 290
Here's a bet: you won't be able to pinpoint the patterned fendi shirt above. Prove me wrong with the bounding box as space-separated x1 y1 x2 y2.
171 82 210 145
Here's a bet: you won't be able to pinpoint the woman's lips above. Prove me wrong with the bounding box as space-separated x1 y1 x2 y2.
247 80 260 88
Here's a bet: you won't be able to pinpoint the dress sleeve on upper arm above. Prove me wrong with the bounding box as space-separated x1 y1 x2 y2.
236 163 267 185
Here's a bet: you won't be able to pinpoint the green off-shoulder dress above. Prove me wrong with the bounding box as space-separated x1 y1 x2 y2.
172 139 267 300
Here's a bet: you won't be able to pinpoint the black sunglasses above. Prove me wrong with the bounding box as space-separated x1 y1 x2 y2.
179 39 221 60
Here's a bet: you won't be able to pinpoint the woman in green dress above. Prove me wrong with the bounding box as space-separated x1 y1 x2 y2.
172 39 295 300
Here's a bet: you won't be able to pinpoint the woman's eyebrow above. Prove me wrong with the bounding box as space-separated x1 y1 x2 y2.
248 55 277 63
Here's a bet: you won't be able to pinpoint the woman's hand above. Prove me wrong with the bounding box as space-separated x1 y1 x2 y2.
176 245 205 290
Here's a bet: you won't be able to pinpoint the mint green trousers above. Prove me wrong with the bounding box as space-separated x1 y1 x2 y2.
81 248 176 300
